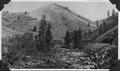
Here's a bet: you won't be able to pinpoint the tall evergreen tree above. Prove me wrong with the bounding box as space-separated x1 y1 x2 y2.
87 23 90 27
45 24 52 45
73 28 82 48
96 20 99 27
70 32 74 42
103 20 106 28
107 10 110 18
78 27 82 41
25 11 27 15
18 15 20 20
38 15 47 40
102 20 106 33
37 15 47 51
99 24 105 35
73 31 78 48
112 9 115 16
64 30 71 45
32 26 37 32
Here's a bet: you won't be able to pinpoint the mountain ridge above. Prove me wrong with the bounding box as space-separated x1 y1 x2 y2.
2 3 95 40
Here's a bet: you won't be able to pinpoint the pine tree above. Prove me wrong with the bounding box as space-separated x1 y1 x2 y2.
87 23 90 27
73 28 82 48
32 26 37 32
18 16 20 20
96 20 99 27
103 20 107 33
64 30 71 45
112 9 115 16
107 10 110 18
78 27 82 41
103 20 106 28
40 15 47 35
99 24 104 35
73 31 78 48
45 24 52 45
70 32 74 42
37 15 47 51
6 11 9 13
98 24 102 34
25 11 27 15
38 15 47 40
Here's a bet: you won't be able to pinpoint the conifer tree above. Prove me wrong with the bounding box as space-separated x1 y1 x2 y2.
70 32 74 42
45 24 52 45
37 15 47 51
64 30 71 45
25 11 27 14
38 15 47 40
73 28 82 48
78 27 82 41
87 23 90 27
6 11 9 13
103 20 106 28
112 9 115 16
107 10 110 18
32 26 37 32
73 31 78 48
96 20 99 27
18 16 20 20
102 20 106 33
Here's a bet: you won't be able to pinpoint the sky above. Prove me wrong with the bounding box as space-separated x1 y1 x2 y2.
3 1 118 21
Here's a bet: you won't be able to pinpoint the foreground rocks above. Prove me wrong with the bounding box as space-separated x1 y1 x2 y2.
2 42 118 69
84 43 118 69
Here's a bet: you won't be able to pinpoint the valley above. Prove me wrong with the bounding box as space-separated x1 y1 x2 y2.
2 3 118 69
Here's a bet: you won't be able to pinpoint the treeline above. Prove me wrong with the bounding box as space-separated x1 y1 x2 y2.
64 28 83 49
96 9 118 35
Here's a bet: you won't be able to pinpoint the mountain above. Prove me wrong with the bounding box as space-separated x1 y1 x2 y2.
86 13 118 44
2 3 95 40
28 3 95 40
2 25 23 38
2 12 38 38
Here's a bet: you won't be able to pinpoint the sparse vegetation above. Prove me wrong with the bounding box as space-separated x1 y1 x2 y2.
2 5 118 69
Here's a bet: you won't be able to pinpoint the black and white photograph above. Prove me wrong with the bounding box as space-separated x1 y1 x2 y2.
1 1 118 69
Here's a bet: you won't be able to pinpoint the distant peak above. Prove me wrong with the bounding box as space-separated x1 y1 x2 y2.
47 3 62 8
52 3 59 6
49 3 60 6
46 3 71 11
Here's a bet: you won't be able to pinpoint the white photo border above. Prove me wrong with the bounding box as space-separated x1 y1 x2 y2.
0 0 119 71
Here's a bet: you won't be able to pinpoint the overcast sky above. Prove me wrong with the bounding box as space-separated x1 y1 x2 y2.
3 1 117 21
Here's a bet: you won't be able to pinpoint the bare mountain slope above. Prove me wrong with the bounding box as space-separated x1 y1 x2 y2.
94 25 118 42
2 25 23 38
87 13 118 43
29 3 95 39
2 3 95 40
2 12 38 34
